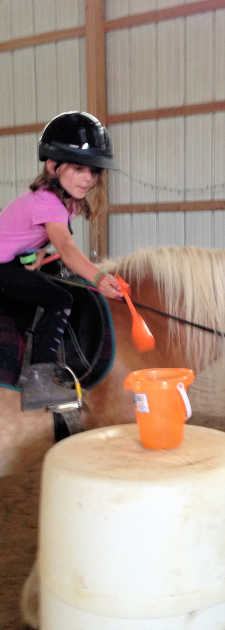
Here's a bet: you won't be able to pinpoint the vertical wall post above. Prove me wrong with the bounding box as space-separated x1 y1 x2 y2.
85 0 108 261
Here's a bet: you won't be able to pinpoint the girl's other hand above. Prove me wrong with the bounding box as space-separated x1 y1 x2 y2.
24 249 47 271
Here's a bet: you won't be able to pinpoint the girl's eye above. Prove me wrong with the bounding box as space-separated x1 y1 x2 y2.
91 167 103 175
73 164 103 175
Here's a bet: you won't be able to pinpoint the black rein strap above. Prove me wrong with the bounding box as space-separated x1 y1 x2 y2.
45 273 225 338
133 300 225 337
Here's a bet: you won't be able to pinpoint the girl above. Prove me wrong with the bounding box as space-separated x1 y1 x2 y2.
0 111 122 409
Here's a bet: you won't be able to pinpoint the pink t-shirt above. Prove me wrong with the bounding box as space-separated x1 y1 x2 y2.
0 189 73 263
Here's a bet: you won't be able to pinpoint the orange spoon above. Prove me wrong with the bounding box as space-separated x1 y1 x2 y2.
41 253 60 266
116 274 155 352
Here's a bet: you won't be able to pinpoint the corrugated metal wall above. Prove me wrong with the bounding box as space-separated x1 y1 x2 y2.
0 0 89 253
0 0 224 258
106 0 225 256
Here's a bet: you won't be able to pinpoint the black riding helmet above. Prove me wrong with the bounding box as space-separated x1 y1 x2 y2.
39 111 118 170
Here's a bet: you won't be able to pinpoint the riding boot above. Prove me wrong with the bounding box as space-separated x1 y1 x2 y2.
21 362 78 411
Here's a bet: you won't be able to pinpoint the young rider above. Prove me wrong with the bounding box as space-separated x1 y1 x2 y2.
0 111 122 409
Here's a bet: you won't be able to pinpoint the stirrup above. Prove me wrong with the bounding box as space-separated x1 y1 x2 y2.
21 363 83 412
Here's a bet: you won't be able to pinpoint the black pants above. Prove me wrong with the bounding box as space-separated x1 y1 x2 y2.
0 260 73 363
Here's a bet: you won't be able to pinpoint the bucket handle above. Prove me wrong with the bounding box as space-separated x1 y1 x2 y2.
176 382 192 420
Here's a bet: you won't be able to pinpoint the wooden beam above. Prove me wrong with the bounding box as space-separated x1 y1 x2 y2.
108 101 225 125
0 122 44 136
104 0 225 32
0 0 222 54
0 0 221 55
0 26 85 52
1 100 224 137
86 0 108 260
109 200 225 214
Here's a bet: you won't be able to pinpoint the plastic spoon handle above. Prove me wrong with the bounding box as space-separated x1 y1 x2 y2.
41 253 60 266
123 291 138 317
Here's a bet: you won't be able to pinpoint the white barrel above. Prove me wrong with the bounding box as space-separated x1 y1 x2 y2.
39 424 225 629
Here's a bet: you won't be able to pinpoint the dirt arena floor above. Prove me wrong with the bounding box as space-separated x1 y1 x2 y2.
1 386 225 630
0 389 54 630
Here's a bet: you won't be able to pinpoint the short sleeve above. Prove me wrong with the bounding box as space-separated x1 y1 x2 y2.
31 189 68 226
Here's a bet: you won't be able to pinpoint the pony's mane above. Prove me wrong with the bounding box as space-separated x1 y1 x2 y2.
102 246 225 335
102 246 225 372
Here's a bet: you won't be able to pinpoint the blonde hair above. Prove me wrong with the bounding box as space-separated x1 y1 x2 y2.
30 165 107 221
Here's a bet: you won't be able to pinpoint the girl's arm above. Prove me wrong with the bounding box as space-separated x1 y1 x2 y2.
45 222 122 300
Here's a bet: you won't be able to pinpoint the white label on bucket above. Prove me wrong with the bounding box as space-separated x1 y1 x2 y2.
134 393 150 413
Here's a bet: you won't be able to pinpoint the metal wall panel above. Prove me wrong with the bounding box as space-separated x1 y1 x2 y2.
10 0 34 37
0 3 11 41
108 106 225 256
214 112 225 248
157 118 184 202
215 9 225 100
0 1 224 260
130 25 157 111
0 0 87 253
33 0 85 33
0 0 32 40
108 214 135 257
0 37 86 127
158 19 185 107
106 6 225 257
0 53 14 126
0 132 38 206
185 115 213 201
70 215 90 256
35 44 58 121
108 210 186 256
108 123 131 203
105 0 194 20
0 0 85 39
186 13 213 103
106 31 130 114
15 133 39 197
105 0 189 20
56 39 87 113
13 48 37 125
33 0 56 32
105 1 156 20
55 0 85 29
0 136 16 207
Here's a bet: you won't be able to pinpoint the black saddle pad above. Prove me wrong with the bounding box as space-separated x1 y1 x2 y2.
59 274 116 389
0 311 24 387
0 271 116 391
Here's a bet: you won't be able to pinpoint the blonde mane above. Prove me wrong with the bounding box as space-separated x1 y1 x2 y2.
102 246 225 416
102 246 225 337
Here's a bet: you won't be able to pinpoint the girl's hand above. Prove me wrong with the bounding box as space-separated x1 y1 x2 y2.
97 273 122 300
24 249 47 271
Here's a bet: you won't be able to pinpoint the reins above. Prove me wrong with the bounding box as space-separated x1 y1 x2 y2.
45 273 225 338
132 300 225 337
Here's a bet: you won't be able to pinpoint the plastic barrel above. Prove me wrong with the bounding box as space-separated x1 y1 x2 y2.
39 424 225 629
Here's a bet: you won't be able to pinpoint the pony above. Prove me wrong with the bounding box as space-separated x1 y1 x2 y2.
1 246 225 629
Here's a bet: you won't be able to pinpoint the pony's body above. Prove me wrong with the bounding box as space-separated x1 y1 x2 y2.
84 246 225 431
1 246 225 629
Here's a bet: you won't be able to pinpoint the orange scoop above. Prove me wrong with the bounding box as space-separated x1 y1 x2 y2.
116 274 155 352
41 253 60 266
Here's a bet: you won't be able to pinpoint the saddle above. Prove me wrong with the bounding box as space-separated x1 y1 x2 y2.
0 263 116 392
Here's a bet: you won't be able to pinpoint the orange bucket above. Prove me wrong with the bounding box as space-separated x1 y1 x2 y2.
124 368 195 450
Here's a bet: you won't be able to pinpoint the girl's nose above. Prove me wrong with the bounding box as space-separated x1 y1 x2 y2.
83 167 93 181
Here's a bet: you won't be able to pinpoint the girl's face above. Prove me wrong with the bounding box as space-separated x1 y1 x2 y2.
56 163 99 199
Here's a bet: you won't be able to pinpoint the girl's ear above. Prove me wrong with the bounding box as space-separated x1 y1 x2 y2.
45 159 57 175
